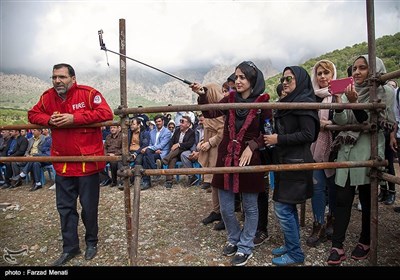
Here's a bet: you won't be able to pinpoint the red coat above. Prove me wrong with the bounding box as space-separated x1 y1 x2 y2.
28 83 113 176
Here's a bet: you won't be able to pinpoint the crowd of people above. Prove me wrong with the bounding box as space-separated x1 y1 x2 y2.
1 57 399 267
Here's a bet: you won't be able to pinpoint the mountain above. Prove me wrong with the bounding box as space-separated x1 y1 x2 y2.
0 59 277 111
1 32 398 113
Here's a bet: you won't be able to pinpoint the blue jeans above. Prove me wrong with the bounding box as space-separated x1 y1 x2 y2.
312 170 336 223
274 202 305 263
219 189 258 255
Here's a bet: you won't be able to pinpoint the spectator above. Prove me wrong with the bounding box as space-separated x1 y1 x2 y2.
167 120 176 134
264 66 319 266
10 128 52 191
306 60 338 246
162 116 195 189
180 114 205 187
191 61 272 266
140 115 171 190
103 125 123 188
327 55 395 265
1 129 28 189
0 130 12 186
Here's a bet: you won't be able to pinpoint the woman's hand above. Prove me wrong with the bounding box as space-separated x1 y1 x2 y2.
345 84 358 103
263 134 278 146
239 146 253 166
189 82 205 95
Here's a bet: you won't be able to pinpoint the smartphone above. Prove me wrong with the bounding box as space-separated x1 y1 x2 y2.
330 77 353 95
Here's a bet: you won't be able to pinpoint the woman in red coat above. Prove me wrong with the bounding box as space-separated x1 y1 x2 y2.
191 61 272 266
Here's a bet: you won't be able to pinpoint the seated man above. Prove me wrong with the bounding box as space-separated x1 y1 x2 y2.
103 125 123 188
0 130 12 186
1 129 28 189
140 114 171 190
180 114 204 186
128 117 150 166
162 116 195 189
128 117 150 186
11 128 52 191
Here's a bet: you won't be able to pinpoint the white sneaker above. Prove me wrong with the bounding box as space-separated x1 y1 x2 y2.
49 184 56 190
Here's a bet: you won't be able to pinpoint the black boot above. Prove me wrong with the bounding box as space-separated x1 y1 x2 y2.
306 222 327 247
378 189 388 202
384 191 396 205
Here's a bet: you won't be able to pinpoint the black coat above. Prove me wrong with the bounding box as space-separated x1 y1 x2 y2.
272 66 320 204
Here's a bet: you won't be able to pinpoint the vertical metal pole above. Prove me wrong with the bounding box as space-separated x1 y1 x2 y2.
132 165 142 266
119 18 134 265
366 0 378 265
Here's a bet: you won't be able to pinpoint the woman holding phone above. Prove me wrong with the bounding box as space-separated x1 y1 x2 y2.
327 55 396 265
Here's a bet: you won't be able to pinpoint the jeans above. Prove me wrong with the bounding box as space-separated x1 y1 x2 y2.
219 189 258 255
274 202 305 262
311 170 336 224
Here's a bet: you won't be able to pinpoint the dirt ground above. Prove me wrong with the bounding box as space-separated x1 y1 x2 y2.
1 166 400 269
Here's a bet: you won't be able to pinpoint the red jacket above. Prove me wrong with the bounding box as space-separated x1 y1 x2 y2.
28 83 113 176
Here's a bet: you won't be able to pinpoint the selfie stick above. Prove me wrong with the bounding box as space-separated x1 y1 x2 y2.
98 30 193 85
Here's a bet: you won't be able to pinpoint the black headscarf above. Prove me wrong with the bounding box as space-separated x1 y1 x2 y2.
275 66 319 141
233 61 265 130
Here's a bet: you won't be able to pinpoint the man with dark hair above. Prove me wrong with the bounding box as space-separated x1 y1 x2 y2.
162 115 195 189
28 63 113 266
140 114 171 190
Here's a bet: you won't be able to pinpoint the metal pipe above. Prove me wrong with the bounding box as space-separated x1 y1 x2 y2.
0 120 121 130
115 101 386 115
367 0 378 266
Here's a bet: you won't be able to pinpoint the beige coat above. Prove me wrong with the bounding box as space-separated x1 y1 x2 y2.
198 83 225 183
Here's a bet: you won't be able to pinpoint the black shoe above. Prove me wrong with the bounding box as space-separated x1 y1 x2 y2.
164 181 173 189
254 230 269 246
202 211 221 225
1 183 11 189
100 178 112 187
231 252 253 266
141 181 151 190
200 182 211 190
85 246 97 260
187 176 199 187
378 190 387 202
29 184 42 191
213 220 225 231
394 207 400 213
10 179 22 188
384 193 395 205
222 243 238 257
52 251 81 266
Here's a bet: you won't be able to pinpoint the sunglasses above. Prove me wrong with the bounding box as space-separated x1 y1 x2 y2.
179 119 186 124
280 76 294 84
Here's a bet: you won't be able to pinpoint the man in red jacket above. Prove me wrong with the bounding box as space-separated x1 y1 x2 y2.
28 63 113 266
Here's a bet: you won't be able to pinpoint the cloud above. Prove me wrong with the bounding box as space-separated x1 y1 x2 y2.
1 0 399 77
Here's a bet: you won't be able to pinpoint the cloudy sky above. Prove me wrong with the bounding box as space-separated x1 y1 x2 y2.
1 0 399 77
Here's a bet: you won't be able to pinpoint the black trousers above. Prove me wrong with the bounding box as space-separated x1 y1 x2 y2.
382 134 396 192
56 173 100 253
331 180 371 249
257 190 269 232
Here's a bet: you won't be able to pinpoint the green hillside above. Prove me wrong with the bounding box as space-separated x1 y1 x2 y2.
265 32 400 101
